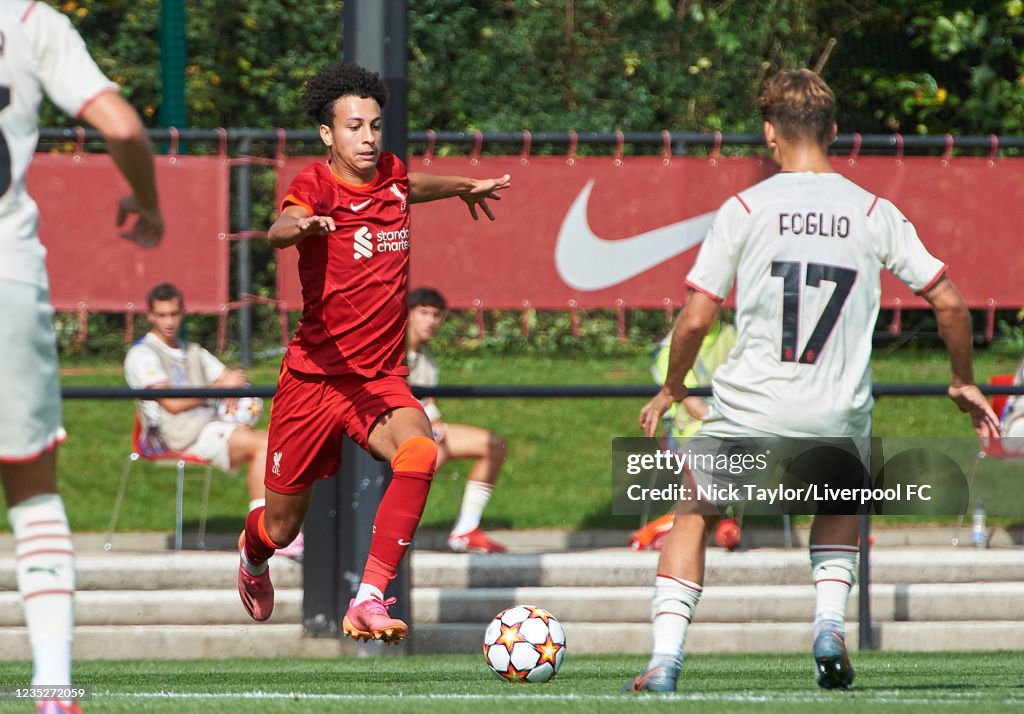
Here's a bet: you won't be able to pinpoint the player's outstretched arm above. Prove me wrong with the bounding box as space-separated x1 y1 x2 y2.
639 290 721 437
268 205 336 248
408 172 511 220
922 275 1000 438
80 91 163 249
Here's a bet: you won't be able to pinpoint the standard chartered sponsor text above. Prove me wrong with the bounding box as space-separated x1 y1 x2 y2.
377 227 410 252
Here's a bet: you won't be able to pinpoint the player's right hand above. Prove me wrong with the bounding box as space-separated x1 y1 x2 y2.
118 195 163 249
461 174 511 221
639 389 683 438
948 384 1000 440
298 215 336 236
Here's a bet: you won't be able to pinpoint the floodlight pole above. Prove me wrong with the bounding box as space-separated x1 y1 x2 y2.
343 0 408 159
859 437 882 651
236 136 253 368
303 0 411 643
159 0 186 129
858 512 874 649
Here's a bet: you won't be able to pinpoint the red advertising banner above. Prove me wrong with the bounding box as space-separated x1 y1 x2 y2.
30 153 230 313
841 156 1024 310
273 155 319 312
274 155 1024 311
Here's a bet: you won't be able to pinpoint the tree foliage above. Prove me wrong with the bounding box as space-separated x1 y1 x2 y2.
47 0 341 128
54 1 1024 136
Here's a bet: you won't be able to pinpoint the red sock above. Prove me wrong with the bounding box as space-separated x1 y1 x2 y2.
362 436 437 592
242 507 281 567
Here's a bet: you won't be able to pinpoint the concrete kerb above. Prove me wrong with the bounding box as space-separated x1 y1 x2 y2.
1 526 1022 555
1 529 1023 659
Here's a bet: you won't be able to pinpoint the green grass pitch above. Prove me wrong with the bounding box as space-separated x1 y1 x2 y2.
1 652 1022 712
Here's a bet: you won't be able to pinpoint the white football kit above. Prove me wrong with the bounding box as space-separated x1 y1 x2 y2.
687 171 945 439
0 1 118 460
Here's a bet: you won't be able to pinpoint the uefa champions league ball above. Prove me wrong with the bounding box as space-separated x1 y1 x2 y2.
216 396 263 426
483 605 566 683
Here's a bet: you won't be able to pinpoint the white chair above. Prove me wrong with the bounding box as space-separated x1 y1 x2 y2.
953 373 1022 546
104 412 215 551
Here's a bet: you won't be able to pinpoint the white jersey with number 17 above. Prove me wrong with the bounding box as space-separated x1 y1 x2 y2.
686 171 945 438
0 1 118 288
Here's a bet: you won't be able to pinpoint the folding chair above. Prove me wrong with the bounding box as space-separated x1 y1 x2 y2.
953 373 1020 546
104 413 215 552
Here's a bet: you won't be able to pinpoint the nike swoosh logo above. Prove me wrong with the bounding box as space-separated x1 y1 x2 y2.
555 180 716 290
350 199 372 211
398 538 412 546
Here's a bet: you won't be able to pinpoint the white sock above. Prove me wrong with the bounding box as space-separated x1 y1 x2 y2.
248 498 266 512
451 481 494 536
31 640 72 691
648 574 702 669
240 547 267 575
9 494 75 688
810 545 858 638
354 583 384 605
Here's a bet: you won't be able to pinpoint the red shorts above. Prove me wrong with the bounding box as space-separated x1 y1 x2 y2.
264 366 423 494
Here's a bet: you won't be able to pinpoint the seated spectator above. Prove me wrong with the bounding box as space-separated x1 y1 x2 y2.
406 287 509 553
123 283 303 559
1001 353 1024 450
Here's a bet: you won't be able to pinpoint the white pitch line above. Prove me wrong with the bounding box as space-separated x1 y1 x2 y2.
93 690 1023 706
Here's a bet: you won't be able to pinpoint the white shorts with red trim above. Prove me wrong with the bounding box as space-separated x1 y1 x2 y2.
678 411 871 510
0 278 66 462
1002 415 1024 454
183 421 240 471
675 412 780 506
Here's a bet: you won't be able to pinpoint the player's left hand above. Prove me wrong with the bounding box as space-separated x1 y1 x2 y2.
639 389 683 438
460 174 511 220
948 384 1000 440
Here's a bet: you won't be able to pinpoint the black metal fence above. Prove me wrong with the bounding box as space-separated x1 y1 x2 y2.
60 384 1024 400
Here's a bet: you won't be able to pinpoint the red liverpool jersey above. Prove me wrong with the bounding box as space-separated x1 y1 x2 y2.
279 153 411 377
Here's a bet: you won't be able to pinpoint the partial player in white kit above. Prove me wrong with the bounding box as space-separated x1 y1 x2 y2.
0 3 162 712
625 69 998 693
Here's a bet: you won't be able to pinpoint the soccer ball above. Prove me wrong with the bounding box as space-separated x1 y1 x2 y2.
216 396 263 426
483 605 566 683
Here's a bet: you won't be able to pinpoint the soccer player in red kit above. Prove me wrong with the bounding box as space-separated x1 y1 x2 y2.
237 62 510 643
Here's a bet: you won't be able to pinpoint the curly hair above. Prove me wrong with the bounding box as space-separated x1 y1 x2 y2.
301 63 389 127
758 69 835 144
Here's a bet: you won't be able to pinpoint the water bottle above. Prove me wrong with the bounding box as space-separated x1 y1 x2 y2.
971 500 987 549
